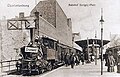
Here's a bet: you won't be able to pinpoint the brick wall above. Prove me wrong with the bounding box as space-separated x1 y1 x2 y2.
33 16 57 40
31 0 72 47
56 2 72 46
31 0 56 27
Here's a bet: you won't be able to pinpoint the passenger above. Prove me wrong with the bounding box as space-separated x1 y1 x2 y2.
70 52 76 69
104 52 108 66
75 54 80 65
106 51 115 72
90 54 94 62
65 52 70 66
80 53 85 65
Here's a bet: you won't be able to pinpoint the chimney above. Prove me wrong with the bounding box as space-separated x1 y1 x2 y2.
19 12 24 18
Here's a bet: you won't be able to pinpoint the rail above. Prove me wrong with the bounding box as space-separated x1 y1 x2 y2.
0 59 18 72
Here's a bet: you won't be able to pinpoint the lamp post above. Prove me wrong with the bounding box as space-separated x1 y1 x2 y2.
87 37 90 63
95 30 97 65
99 8 104 75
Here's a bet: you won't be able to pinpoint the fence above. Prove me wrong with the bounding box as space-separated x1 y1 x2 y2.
0 59 18 72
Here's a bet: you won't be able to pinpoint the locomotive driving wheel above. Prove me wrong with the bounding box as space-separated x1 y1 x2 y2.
47 62 52 71
41 69 45 73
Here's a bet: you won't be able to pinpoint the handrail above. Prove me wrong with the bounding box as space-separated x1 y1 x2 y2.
0 60 18 63
0 59 18 72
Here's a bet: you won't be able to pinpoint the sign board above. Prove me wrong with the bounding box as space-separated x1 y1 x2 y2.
25 47 38 53
7 16 36 30
25 16 36 29
7 20 23 30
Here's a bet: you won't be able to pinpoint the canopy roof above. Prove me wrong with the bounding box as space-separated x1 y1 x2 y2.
75 39 110 48
73 42 82 51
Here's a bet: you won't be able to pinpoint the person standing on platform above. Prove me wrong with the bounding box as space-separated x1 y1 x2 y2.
70 52 76 69
103 52 108 66
107 51 115 72
81 52 85 65
75 54 80 65
65 52 70 66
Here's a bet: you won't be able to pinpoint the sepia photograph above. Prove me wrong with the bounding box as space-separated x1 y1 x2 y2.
0 0 120 77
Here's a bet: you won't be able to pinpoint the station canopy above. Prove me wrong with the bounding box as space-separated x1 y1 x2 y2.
75 39 110 48
73 42 82 51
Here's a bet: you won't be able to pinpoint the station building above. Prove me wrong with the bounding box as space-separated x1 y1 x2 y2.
31 0 72 47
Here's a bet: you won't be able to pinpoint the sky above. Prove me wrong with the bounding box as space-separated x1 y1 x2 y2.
0 0 120 40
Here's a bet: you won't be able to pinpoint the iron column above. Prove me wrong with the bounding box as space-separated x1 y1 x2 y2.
99 8 104 75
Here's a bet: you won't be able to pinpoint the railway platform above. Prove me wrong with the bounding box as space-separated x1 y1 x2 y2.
1 60 120 77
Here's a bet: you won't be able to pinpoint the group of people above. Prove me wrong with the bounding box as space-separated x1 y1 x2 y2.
64 52 85 69
64 50 116 71
104 50 115 72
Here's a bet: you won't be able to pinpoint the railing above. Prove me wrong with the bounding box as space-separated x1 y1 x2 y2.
0 59 18 72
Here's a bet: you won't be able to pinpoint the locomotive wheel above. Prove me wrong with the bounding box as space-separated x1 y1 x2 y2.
37 69 40 75
53 62 58 69
47 62 52 71
28 70 32 76
41 69 45 74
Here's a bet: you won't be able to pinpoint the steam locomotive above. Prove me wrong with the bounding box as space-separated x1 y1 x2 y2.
16 36 73 75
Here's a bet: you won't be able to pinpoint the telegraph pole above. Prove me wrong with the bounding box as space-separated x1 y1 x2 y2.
99 8 104 75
